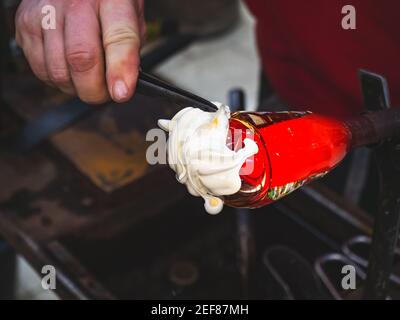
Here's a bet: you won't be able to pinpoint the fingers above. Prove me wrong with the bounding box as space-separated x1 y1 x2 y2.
16 0 145 104
42 2 76 95
15 1 50 84
100 0 142 102
64 0 108 104
23 39 50 85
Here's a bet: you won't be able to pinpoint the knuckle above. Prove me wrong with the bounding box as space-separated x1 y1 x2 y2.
49 67 70 85
66 49 98 73
103 26 140 49
16 9 40 38
17 10 31 31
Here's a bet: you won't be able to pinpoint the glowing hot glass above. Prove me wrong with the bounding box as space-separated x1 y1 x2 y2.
224 111 351 208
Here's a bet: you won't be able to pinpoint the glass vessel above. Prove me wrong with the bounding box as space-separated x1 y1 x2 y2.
224 111 351 208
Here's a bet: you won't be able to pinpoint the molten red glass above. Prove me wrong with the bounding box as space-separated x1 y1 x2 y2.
225 111 351 208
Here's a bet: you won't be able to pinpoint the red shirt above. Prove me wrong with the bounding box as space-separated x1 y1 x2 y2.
245 0 400 118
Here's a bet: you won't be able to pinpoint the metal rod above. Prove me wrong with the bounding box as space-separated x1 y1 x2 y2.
357 69 400 299
363 141 400 299
345 108 400 149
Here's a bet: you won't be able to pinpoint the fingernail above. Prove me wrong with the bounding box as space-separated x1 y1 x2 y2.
113 80 128 101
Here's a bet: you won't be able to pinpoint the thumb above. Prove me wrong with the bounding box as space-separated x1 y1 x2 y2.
100 0 142 102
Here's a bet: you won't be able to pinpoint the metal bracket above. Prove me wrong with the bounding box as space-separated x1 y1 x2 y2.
359 69 391 111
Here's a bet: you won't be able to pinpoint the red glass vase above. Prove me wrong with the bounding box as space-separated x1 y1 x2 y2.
225 111 351 208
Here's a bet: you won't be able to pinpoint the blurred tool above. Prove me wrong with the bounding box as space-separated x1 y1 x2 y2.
360 70 400 299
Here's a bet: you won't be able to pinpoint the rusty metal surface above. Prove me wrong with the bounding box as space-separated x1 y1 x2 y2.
2 73 179 192
2 71 218 192
52 106 152 192
0 73 187 242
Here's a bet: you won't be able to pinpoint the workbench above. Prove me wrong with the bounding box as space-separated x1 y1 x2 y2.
1 72 399 300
